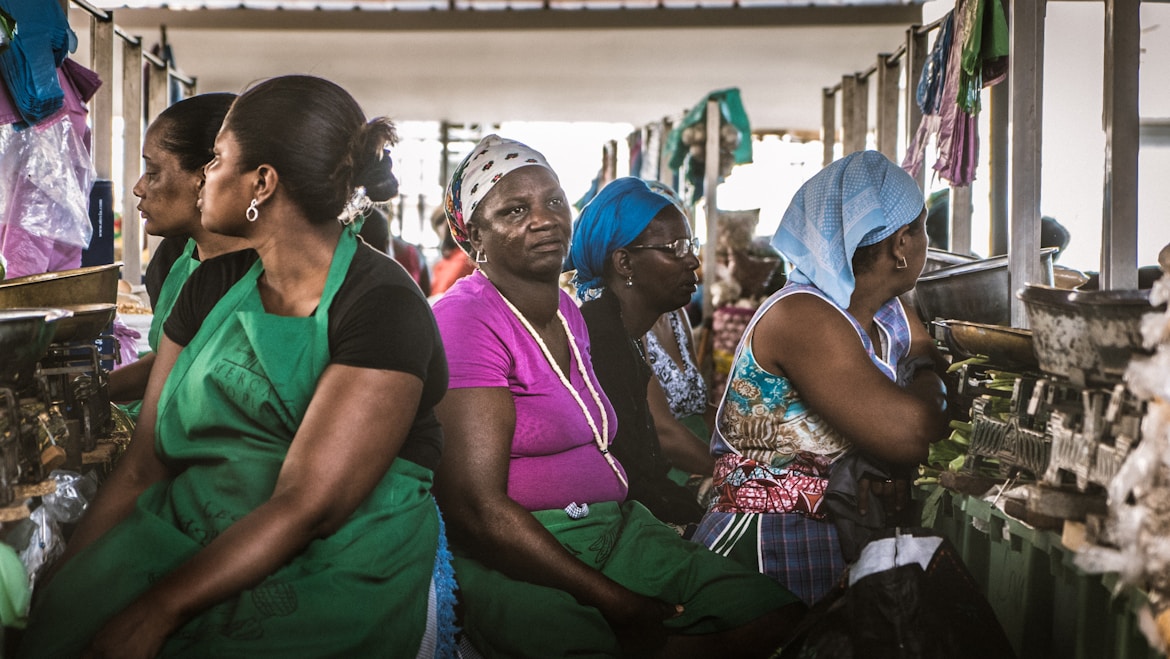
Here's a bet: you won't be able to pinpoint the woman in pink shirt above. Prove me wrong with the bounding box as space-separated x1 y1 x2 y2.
432 135 804 658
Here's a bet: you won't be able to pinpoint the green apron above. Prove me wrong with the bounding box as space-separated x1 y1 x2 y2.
120 238 201 422
22 231 441 658
454 500 799 658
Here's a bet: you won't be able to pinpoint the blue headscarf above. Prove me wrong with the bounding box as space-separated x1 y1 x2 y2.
772 151 924 309
567 177 673 301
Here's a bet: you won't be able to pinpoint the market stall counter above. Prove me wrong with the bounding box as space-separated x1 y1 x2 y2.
921 486 1161 659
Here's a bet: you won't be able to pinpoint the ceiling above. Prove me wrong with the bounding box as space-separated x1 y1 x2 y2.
67 2 927 133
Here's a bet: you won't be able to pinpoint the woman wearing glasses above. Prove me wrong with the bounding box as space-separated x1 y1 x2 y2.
568 176 715 527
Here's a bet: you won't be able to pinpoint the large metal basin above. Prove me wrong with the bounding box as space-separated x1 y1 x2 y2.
0 263 122 309
915 248 1056 326
903 249 979 323
0 307 72 386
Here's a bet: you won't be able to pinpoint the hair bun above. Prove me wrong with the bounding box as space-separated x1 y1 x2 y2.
356 150 399 202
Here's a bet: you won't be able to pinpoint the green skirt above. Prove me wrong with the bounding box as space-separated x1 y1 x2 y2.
454 500 798 658
19 459 441 658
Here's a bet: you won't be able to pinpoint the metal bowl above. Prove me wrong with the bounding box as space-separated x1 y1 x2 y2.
903 249 979 323
0 308 72 386
915 248 1056 326
51 303 118 344
938 320 1038 368
1070 288 1164 378
0 263 122 309
1017 284 1098 382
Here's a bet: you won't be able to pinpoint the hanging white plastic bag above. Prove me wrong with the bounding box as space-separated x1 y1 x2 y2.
0 114 94 249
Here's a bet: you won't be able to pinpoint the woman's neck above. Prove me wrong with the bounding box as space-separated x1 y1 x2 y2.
481 266 562 327
190 226 247 261
251 217 343 316
608 286 658 339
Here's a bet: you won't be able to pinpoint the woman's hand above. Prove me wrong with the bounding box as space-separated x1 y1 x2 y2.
82 596 179 659
599 592 684 658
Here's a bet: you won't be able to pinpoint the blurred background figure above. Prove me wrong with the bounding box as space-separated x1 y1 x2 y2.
427 206 474 298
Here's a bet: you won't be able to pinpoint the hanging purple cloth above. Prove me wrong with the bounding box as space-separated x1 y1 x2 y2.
930 3 967 184
902 11 954 178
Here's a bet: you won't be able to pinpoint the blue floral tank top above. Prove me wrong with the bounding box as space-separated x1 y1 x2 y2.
710 282 912 471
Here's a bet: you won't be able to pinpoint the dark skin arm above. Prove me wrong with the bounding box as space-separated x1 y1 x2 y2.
106 352 156 403
647 378 714 476
82 361 425 659
753 293 948 466
433 387 681 654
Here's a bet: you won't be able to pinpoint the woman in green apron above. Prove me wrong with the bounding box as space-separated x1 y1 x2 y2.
20 75 455 658
108 93 247 419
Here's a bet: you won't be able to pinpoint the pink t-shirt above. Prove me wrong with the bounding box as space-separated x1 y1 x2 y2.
433 271 628 511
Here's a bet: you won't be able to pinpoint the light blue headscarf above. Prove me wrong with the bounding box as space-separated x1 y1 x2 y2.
566 177 674 301
772 150 924 309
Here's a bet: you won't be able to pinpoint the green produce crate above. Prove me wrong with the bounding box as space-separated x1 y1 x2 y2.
920 487 1163 659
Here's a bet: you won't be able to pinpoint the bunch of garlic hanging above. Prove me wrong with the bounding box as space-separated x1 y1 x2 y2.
1074 244 1170 652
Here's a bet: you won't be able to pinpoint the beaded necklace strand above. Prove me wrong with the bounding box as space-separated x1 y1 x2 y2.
490 281 628 489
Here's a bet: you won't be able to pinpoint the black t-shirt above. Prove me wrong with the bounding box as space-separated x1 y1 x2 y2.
144 235 193 309
164 240 448 470
581 290 704 525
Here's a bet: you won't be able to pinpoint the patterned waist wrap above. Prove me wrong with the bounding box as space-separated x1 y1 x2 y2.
709 451 833 519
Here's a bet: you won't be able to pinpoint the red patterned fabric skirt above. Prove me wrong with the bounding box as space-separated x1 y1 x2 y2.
707 452 829 520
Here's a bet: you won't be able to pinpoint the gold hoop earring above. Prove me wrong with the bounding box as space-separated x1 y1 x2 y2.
895 256 908 270
246 199 260 223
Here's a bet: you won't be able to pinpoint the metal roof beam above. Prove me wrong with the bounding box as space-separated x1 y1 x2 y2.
95 4 923 32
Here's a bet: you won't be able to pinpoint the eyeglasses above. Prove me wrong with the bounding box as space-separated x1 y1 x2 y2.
627 237 701 259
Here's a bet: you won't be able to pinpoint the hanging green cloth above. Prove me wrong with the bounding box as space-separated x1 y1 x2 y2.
957 0 1009 113
663 88 753 201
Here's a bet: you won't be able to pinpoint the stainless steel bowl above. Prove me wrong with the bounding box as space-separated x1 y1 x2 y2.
51 303 118 344
0 307 72 387
1070 288 1164 378
1017 284 1097 381
915 248 1056 326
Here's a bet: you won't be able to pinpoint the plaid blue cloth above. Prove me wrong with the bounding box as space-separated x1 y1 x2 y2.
694 510 845 606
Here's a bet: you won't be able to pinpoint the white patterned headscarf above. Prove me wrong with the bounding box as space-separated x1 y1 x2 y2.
772 150 924 309
443 134 555 253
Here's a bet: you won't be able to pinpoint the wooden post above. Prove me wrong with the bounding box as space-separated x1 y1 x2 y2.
841 74 868 155
951 185 973 255
876 53 900 161
905 25 928 191
89 13 114 180
1100 0 1139 290
120 37 144 286
821 87 836 167
146 58 170 125
702 99 721 322
1008 0 1046 327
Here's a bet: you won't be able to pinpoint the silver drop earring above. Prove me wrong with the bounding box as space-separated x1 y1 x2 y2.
246 198 260 223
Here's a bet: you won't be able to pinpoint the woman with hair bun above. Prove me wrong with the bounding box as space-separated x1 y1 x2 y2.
20 75 455 658
108 92 247 418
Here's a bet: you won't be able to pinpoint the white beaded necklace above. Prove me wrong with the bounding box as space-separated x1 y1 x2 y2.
490 279 628 489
